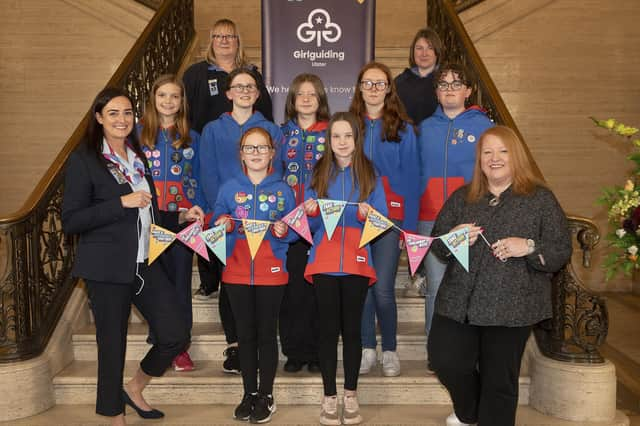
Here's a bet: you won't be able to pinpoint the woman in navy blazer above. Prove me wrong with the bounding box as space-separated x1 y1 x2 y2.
62 87 204 426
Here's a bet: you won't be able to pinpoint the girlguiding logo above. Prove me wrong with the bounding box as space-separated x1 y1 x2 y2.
296 9 341 47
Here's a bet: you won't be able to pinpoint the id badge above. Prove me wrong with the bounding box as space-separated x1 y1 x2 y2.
107 164 128 184
208 78 218 96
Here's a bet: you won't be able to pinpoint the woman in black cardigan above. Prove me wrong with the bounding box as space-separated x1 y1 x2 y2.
62 87 204 426
427 126 572 426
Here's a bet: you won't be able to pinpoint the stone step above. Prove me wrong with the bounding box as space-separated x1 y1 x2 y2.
72 322 428 362
6 403 631 426
52 359 530 406
124 289 425 324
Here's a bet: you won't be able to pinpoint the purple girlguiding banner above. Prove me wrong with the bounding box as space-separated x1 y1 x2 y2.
262 0 376 124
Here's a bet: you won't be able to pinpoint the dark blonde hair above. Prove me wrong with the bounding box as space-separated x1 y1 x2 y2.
349 61 412 141
239 127 275 175
409 27 443 69
310 112 376 202
284 73 330 123
140 74 192 150
466 125 546 203
206 19 249 68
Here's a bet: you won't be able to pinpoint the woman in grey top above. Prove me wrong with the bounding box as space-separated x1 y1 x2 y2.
427 125 572 426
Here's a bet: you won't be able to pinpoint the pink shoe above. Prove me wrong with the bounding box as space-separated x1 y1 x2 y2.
173 351 195 372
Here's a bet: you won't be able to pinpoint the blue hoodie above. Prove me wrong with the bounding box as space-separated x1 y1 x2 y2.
138 125 208 213
418 105 494 221
362 117 419 232
304 166 387 285
199 111 284 209
280 119 328 204
213 172 297 286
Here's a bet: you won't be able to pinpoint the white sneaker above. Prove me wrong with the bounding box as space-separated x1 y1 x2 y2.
446 412 477 426
381 350 401 377
359 348 377 374
342 394 363 425
319 395 341 425
404 274 426 297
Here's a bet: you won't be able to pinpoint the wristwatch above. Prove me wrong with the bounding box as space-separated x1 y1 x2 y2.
526 239 536 255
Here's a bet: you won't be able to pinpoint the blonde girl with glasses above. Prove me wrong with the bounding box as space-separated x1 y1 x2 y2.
213 127 297 423
279 73 331 375
349 61 420 378
182 19 273 134
200 67 284 377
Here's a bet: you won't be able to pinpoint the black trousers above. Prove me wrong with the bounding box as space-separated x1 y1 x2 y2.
86 261 189 417
198 256 237 344
279 241 319 362
427 314 531 426
312 274 369 396
224 283 285 396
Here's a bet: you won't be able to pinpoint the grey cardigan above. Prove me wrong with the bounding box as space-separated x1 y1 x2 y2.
431 185 572 327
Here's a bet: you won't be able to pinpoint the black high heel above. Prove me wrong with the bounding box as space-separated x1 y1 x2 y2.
122 389 165 419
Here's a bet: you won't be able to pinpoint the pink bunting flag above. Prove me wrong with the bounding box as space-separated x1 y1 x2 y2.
176 220 210 261
281 203 313 244
403 231 434 276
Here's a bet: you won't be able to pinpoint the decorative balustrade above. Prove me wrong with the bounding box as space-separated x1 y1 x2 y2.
428 0 608 363
0 0 195 363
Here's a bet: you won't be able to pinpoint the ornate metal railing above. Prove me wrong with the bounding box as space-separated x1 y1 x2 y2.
452 0 486 13
428 0 608 363
0 0 195 363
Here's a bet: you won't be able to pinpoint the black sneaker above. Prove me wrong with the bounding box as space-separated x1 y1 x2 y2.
250 393 276 424
223 346 241 374
307 360 321 373
193 287 216 300
234 392 256 421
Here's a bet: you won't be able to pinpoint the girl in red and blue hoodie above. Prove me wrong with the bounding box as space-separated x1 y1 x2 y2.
417 63 494 341
350 62 419 377
303 112 387 425
213 127 296 424
279 73 330 375
139 74 207 372
199 67 285 375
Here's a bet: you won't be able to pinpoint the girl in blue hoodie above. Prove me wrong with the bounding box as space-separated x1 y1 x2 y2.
279 73 330 374
139 74 207 372
199 67 285 375
213 127 296 424
304 111 387 426
350 62 419 378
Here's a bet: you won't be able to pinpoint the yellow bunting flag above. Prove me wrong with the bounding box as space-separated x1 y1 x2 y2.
359 208 394 247
148 224 176 265
242 219 271 260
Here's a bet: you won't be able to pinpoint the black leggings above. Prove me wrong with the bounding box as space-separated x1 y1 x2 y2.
312 274 369 396
224 283 285 395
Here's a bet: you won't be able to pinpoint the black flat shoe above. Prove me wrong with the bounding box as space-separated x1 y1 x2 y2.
284 358 305 373
122 389 164 419
307 360 321 373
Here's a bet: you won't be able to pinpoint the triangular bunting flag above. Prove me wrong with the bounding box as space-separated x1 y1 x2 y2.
359 207 394 247
148 224 176 265
200 223 227 265
439 227 469 272
176 221 209 261
318 199 347 240
242 219 271 260
403 231 434 276
281 203 313 244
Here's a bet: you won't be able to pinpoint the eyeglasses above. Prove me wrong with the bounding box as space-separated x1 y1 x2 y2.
360 80 388 91
436 80 466 91
211 34 238 41
241 145 272 154
229 84 257 93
